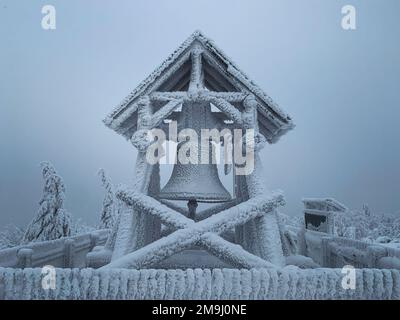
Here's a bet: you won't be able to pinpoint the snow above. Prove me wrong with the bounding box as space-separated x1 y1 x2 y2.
98 169 116 230
285 255 320 269
22 162 72 244
0 230 109 268
102 189 284 269
335 204 400 244
0 225 24 250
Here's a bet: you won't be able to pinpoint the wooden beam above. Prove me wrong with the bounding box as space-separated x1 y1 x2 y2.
188 46 204 93
157 60 191 92
209 97 243 125
202 52 241 92
195 200 240 221
150 91 247 103
100 190 284 269
151 99 183 129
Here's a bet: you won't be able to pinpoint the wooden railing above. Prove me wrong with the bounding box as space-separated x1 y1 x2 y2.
301 229 400 269
0 230 109 269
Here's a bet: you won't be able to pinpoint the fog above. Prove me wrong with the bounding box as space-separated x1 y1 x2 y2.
1 0 399 228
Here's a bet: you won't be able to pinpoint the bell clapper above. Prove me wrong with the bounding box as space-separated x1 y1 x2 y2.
187 199 198 220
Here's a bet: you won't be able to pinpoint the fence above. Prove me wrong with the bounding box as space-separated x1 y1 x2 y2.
0 267 399 300
302 230 400 269
0 230 109 269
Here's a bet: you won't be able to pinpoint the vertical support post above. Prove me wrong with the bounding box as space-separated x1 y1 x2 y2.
111 96 162 260
298 225 307 256
17 248 33 268
321 237 331 267
238 95 285 267
64 239 75 268
188 45 203 94
145 162 162 245
90 232 100 250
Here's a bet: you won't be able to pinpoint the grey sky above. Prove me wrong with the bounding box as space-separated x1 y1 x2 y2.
0 0 399 228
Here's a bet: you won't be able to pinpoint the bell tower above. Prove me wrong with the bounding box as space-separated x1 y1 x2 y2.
87 31 295 269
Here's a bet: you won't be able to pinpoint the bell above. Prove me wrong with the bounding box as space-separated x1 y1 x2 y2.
159 161 231 203
159 101 231 203
159 140 231 202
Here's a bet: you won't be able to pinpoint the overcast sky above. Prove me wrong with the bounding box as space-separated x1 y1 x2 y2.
0 0 399 228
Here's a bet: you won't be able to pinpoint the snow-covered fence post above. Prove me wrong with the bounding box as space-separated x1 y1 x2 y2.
367 245 387 268
63 238 75 268
321 237 332 267
298 225 307 256
90 232 100 250
17 248 33 268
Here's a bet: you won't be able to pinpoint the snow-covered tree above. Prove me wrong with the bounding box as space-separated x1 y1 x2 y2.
22 162 72 243
70 218 96 235
98 168 116 229
0 224 25 249
335 204 400 243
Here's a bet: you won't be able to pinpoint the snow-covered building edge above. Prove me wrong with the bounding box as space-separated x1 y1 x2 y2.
1 267 399 300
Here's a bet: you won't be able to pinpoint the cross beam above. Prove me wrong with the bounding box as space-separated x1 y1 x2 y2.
100 189 284 270
149 91 248 103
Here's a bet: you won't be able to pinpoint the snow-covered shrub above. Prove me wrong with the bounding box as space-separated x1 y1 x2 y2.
335 204 400 243
278 212 303 229
0 224 25 249
22 162 72 243
70 218 96 235
98 169 116 229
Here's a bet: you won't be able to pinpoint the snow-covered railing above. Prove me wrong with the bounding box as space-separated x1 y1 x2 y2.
303 230 326 266
0 267 399 300
0 230 109 269
302 230 400 269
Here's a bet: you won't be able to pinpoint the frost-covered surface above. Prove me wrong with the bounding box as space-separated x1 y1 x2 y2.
103 188 283 269
335 204 400 244
98 169 116 229
0 267 399 300
0 230 109 268
285 255 320 269
299 229 400 269
104 30 294 144
0 225 24 250
22 162 72 244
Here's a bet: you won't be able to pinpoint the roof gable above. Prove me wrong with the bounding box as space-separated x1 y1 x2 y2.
104 30 294 143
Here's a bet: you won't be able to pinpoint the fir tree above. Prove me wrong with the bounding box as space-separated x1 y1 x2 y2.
22 162 72 243
98 168 115 229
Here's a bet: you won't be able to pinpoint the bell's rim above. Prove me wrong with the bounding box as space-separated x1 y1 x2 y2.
158 192 232 203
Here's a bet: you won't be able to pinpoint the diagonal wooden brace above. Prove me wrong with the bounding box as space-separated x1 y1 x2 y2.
100 189 284 269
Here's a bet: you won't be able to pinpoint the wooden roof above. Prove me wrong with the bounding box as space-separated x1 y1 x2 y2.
104 30 294 143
